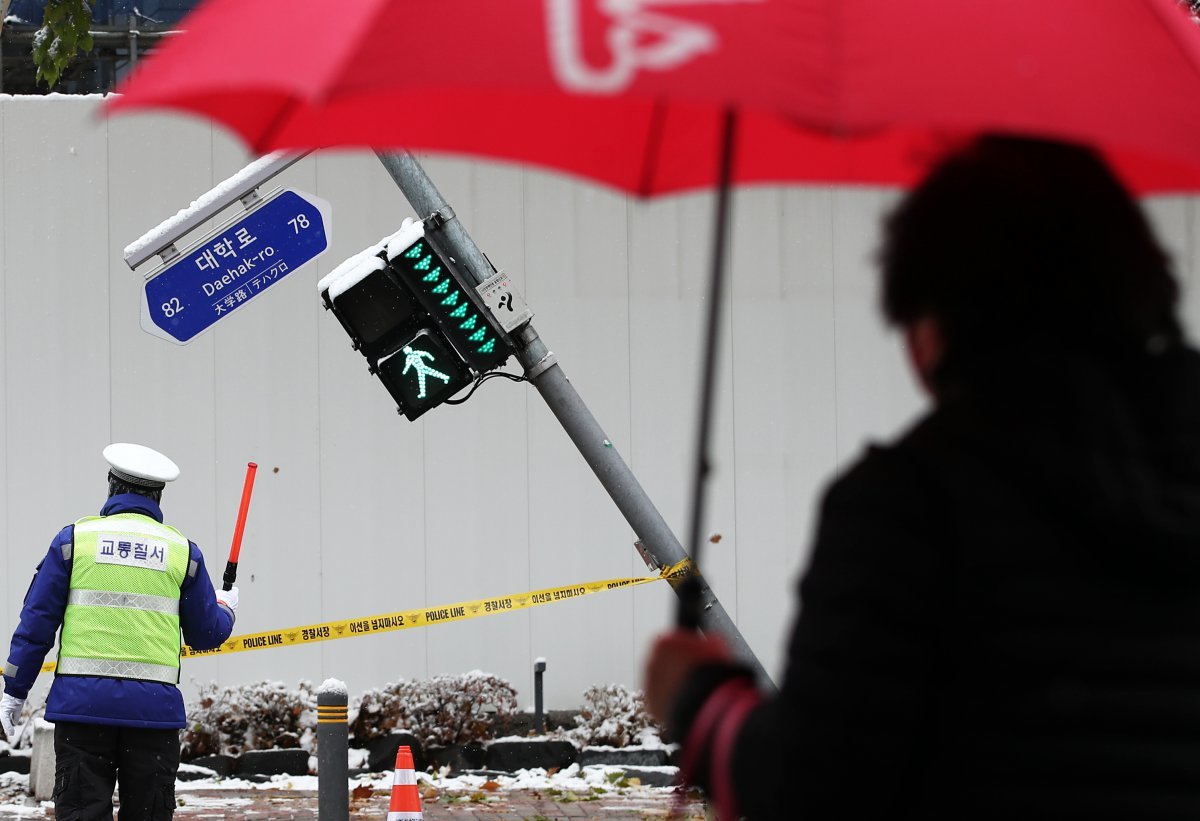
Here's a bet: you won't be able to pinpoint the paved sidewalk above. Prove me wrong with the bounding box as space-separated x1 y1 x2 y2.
177 786 707 819
1 786 708 819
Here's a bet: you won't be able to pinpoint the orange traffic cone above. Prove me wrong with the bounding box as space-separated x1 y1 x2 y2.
386 745 423 820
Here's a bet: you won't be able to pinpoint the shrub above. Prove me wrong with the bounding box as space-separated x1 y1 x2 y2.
182 680 317 758
350 671 517 747
561 684 660 748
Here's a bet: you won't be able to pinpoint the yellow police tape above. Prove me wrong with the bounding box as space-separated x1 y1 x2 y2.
38 559 694 674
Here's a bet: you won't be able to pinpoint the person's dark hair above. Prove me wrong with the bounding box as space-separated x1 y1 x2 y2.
880 134 1182 389
107 472 163 504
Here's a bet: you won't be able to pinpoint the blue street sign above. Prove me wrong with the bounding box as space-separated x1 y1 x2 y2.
141 189 331 344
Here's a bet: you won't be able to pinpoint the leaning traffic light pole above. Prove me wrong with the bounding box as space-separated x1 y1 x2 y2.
374 151 771 686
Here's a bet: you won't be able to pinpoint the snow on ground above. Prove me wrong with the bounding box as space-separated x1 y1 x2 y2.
174 762 677 796
0 774 44 817
173 794 253 810
0 764 680 817
178 762 220 778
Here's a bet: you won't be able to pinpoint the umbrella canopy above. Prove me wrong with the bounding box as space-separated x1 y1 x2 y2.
106 0 1200 635
107 0 1200 196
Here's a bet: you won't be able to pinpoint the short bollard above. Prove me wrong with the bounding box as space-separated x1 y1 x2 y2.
534 657 547 734
317 678 349 821
29 719 55 801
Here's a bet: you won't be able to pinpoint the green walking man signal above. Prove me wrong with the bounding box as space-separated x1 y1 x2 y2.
401 344 450 399
377 329 471 416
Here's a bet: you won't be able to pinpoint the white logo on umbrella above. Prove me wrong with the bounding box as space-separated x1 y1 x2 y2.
547 0 753 94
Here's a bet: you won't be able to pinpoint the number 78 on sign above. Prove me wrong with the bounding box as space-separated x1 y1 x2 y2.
141 189 332 344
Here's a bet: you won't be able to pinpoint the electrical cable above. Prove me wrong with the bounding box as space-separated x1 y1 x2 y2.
444 370 527 405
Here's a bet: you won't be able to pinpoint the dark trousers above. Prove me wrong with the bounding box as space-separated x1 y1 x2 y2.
53 721 179 821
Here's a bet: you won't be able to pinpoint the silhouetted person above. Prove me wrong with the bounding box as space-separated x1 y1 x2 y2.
645 135 1200 819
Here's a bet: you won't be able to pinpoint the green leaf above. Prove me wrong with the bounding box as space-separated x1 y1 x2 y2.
37 62 59 87
34 0 95 88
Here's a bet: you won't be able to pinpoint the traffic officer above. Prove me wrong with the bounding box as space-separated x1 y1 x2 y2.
0 443 238 819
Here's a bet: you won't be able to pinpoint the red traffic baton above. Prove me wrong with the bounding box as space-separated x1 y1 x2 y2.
223 462 257 591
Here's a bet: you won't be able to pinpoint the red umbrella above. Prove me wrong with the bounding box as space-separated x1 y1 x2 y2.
106 0 1200 627
107 0 1200 196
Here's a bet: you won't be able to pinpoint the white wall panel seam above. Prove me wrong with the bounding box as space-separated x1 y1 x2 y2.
1188 198 1196 330
208 123 221 681
0 98 7 636
106 112 114 448
421 413 429 676
314 153 327 673
727 202 740 626
521 167 536 686
1189 197 1199 342
830 193 842 471
624 192 637 674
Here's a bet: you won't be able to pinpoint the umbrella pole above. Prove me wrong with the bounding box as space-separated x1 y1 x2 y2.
375 150 772 687
678 108 737 630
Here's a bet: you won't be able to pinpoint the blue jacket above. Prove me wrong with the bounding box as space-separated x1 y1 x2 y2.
2 494 235 729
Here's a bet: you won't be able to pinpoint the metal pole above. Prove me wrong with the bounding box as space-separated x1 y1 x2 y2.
127 16 138 71
317 682 349 821
534 658 547 734
375 151 772 687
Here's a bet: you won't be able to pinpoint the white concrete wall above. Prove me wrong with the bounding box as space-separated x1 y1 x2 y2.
1 95 1197 715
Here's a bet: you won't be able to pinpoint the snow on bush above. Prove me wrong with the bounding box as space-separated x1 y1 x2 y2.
559 683 662 748
177 674 662 758
350 671 517 747
182 680 317 758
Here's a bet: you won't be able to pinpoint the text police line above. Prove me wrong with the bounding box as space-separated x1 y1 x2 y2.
38 560 694 672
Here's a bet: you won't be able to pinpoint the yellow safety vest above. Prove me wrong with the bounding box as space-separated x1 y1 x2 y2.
57 513 190 685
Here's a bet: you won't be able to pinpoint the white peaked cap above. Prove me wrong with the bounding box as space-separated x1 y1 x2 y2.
103 443 180 489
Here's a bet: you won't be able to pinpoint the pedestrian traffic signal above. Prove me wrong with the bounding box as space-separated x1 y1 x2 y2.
319 221 516 420
376 329 474 420
386 237 511 373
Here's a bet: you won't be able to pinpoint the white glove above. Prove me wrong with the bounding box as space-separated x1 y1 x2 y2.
0 693 25 740
216 585 239 613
